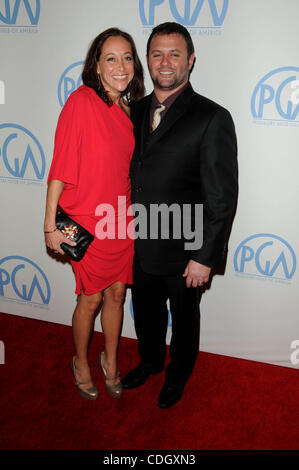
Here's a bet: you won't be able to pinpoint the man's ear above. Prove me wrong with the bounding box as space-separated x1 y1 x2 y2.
189 53 196 75
189 53 195 71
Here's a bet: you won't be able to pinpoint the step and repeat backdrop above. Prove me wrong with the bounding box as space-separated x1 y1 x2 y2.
0 0 298 369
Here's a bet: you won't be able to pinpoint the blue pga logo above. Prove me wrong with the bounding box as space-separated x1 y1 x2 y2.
58 61 84 107
251 67 299 124
234 234 296 282
0 0 40 29
139 0 229 30
0 123 45 182
0 256 51 305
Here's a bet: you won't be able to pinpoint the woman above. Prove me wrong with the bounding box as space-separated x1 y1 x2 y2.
44 28 144 400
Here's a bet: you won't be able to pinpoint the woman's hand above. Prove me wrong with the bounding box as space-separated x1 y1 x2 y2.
45 228 76 255
44 180 75 255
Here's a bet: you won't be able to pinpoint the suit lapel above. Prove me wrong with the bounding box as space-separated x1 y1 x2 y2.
139 94 152 154
143 83 194 155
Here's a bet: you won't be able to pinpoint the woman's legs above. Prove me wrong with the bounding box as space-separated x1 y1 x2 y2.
71 282 126 389
72 291 103 389
100 281 126 385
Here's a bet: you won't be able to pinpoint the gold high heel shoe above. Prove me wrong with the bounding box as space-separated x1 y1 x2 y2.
98 352 122 399
70 357 98 400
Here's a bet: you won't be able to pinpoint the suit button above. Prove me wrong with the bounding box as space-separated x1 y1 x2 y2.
136 187 141 192
138 160 142 166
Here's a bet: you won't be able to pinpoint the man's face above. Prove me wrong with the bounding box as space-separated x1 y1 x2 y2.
147 33 194 93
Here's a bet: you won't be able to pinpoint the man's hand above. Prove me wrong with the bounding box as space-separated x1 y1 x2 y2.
183 260 211 288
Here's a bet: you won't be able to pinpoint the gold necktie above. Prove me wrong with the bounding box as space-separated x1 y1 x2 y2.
151 104 166 132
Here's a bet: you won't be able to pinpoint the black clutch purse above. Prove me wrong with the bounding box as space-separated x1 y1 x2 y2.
55 211 94 262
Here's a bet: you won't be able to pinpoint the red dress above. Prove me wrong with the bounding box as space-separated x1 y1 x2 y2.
48 85 134 294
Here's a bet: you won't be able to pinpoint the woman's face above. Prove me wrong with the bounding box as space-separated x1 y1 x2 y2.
97 36 134 101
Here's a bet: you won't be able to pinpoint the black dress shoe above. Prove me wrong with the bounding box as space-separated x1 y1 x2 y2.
122 363 163 389
158 383 184 409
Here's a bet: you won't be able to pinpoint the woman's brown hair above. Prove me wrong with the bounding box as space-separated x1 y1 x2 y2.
82 28 144 106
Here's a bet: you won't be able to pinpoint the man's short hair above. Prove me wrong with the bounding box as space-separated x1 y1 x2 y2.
146 22 195 58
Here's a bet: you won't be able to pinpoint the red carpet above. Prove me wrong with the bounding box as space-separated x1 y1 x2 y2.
0 311 299 450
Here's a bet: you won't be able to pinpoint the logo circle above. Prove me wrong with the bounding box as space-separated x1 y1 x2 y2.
0 123 45 180
57 61 84 107
234 233 296 280
0 255 51 304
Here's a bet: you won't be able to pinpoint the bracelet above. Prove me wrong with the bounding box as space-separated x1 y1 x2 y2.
44 227 58 234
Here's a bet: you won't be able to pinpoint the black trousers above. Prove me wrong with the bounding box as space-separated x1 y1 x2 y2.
131 255 201 386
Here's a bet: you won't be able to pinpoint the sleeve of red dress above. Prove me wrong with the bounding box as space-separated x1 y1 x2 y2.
47 92 83 186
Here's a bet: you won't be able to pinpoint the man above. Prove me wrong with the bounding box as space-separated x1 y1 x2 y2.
122 22 238 408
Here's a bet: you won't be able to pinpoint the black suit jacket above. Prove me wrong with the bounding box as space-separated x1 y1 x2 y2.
130 83 238 275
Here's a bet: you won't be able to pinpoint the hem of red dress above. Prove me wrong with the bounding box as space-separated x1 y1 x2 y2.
74 278 133 296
